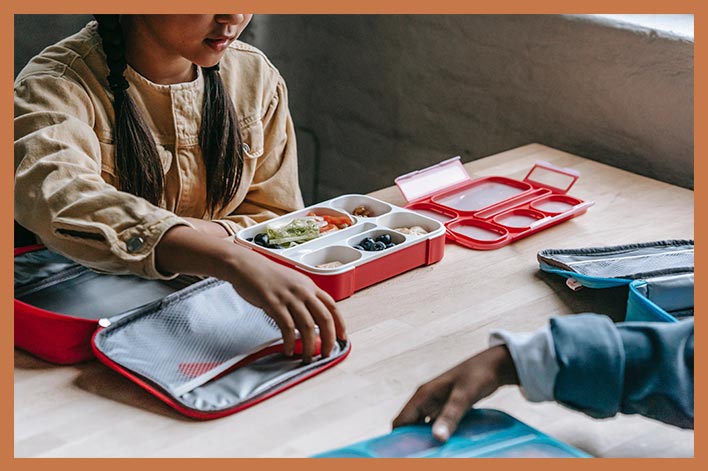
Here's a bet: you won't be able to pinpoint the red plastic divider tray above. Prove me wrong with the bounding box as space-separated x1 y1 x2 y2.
396 157 593 250
235 194 447 300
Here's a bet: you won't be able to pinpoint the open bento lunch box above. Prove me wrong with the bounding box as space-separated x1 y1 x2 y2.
315 408 590 458
14 245 350 418
235 194 447 301
395 157 594 250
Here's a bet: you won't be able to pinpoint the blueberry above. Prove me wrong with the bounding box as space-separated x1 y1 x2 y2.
375 234 392 245
254 233 269 246
246 237 254 242
267 244 284 249
373 241 387 251
385 243 396 249
360 237 376 250
353 245 365 250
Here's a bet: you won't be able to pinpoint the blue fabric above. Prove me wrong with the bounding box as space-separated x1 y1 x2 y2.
551 314 694 429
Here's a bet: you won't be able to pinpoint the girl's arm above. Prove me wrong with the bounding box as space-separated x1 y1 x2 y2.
15 73 345 360
180 217 231 238
15 73 187 279
155 225 346 361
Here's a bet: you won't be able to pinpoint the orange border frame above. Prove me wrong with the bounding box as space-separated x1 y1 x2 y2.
2 1 702 470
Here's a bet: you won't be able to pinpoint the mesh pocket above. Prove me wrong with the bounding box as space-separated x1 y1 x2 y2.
94 279 282 397
566 250 693 278
539 241 694 279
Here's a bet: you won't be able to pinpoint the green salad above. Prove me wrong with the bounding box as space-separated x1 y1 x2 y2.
266 217 322 246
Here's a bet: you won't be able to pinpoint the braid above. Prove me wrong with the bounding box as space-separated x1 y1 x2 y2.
94 15 164 206
200 64 244 214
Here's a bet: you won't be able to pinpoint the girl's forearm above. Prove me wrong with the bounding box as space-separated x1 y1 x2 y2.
154 223 347 362
155 224 240 279
181 217 231 238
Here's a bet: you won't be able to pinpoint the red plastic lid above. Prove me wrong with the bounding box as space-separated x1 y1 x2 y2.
395 156 471 203
523 161 580 194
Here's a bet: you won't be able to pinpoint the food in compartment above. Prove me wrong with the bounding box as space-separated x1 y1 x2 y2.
353 234 397 252
251 213 353 249
267 217 320 246
316 261 344 269
309 212 353 233
352 206 372 217
250 233 281 249
394 226 428 236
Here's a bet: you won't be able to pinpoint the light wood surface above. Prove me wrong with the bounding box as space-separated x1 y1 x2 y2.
14 144 694 458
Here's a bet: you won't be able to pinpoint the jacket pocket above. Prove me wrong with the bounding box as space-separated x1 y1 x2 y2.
239 120 264 159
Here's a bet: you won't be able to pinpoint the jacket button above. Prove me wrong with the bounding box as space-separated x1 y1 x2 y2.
126 236 145 253
241 143 250 153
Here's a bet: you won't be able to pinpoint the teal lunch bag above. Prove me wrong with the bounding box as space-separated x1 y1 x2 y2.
537 240 694 323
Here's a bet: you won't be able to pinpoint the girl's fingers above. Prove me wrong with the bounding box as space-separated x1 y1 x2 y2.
269 305 296 356
306 296 336 358
317 290 347 341
289 302 317 363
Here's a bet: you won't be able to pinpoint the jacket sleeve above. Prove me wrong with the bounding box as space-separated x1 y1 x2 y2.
214 78 304 235
14 73 189 279
551 314 694 429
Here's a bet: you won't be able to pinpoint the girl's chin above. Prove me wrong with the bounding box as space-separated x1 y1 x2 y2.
192 54 224 69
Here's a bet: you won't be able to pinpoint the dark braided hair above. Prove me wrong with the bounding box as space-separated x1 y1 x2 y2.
201 63 244 211
94 15 244 214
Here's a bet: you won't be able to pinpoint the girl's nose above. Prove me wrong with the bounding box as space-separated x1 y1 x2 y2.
214 14 248 26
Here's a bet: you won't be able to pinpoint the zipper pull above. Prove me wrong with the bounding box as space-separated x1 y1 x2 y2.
98 318 111 328
566 277 584 291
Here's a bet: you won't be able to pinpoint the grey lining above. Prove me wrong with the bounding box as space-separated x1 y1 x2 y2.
15 249 196 320
14 249 80 289
537 240 693 279
93 278 350 413
16 248 350 414
634 273 694 316
180 340 348 412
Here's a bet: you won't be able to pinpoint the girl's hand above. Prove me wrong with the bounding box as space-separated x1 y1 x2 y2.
155 225 347 363
392 345 519 442
222 244 347 363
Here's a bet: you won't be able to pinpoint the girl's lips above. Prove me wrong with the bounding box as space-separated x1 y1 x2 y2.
204 37 233 51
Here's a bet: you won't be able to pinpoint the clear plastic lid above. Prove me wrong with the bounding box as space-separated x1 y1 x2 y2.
523 161 579 193
395 156 471 203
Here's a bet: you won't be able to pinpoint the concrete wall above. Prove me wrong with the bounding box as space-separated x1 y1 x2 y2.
15 15 694 206
14 15 92 77
253 15 693 200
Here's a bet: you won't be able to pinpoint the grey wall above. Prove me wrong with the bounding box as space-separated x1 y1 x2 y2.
253 15 693 199
15 15 694 206
14 15 93 77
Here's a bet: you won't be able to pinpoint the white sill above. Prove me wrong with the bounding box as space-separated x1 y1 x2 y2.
570 14 694 41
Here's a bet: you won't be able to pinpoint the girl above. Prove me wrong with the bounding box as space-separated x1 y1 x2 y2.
14 14 346 362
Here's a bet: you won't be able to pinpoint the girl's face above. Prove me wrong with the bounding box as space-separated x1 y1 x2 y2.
129 15 253 68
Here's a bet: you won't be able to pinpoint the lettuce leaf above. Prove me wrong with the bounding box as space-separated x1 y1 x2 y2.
266 217 322 245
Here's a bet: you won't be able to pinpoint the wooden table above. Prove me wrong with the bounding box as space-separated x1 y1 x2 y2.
14 144 694 458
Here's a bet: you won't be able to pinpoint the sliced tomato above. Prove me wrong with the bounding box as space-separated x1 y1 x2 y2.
322 215 352 226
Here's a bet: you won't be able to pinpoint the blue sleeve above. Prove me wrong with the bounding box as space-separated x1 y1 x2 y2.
550 314 694 429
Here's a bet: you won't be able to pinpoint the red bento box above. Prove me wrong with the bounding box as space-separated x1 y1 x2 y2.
395 157 594 250
235 194 447 301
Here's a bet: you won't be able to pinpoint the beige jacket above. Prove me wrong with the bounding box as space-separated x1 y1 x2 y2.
15 22 304 279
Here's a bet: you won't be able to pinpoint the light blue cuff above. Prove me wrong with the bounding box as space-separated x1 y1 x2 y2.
489 326 558 402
